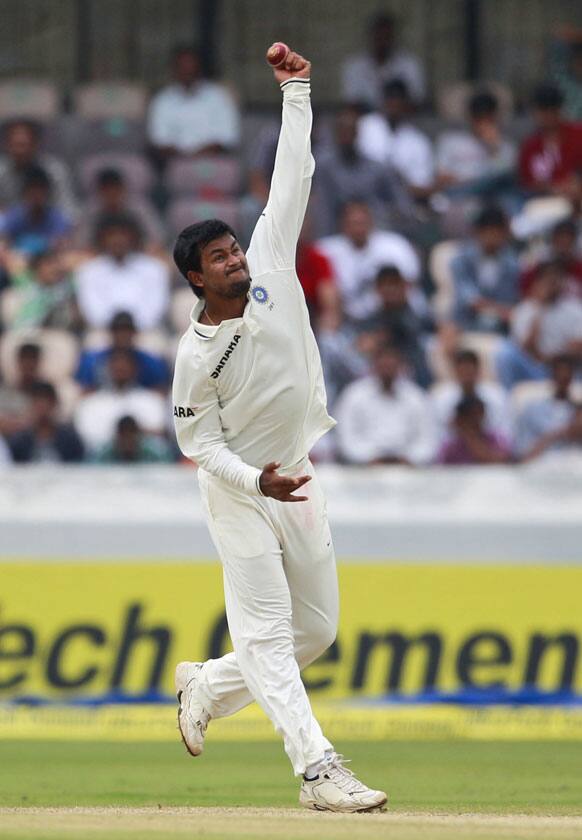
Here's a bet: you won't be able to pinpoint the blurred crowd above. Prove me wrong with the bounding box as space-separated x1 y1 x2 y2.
0 14 581 468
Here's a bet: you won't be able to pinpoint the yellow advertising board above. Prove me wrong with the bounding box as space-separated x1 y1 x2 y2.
1 561 580 703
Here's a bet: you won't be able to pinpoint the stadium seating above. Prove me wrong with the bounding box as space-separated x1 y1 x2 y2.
77 152 155 196
73 82 148 121
436 81 514 123
0 79 59 122
167 198 240 238
164 156 241 198
0 329 79 385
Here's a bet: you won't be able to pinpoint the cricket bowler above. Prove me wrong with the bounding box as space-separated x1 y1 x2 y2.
172 44 387 813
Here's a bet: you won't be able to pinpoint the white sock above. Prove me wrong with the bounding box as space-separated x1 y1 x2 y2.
304 749 334 779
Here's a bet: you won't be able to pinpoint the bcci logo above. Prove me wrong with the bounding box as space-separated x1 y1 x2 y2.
251 285 269 305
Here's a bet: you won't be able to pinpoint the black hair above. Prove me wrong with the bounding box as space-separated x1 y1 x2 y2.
453 348 480 366
95 212 142 245
29 380 57 402
29 249 57 271
468 91 498 118
96 168 124 188
109 311 136 331
455 394 485 419
474 205 507 229
376 264 403 283
17 342 41 360
383 78 410 100
116 415 139 434
532 83 564 110
370 12 396 31
173 218 237 298
22 164 51 192
171 43 200 62
552 217 578 239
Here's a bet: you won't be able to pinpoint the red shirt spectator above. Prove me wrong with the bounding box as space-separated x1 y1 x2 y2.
519 84 582 192
519 122 582 190
296 242 337 322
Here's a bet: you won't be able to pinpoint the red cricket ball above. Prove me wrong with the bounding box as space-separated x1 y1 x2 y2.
266 42 289 67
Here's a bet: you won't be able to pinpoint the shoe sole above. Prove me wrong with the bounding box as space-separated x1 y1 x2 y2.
302 795 388 814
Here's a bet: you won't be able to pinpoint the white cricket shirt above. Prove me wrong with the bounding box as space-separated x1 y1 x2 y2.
172 79 335 496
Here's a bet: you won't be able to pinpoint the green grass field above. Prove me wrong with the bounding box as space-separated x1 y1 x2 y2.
0 740 581 839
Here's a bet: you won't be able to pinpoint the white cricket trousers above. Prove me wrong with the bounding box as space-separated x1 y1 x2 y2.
197 457 339 775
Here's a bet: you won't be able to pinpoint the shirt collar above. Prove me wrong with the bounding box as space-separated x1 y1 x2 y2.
190 292 260 340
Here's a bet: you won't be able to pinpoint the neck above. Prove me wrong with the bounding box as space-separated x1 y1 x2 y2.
202 296 247 326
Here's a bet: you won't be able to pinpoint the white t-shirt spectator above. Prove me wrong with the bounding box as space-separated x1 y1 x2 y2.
148 81 240 154
430 381 512 443
435 131 516 182
512 298 582 357
335 375 437 465
74 389 167 450
317 230 421 320
356 114 434 189
75 253 170 330
341 51 426 108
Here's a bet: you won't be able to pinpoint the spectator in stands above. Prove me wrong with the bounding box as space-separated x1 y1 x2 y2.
341 13 426 108
496 260 582 388
549 26 582 121
435 91 517 196
515 354 580 458
519 84 582 200
356 79 434 199
315 106 412 235
5 249 79 331
317 200 422 321
0 433 11 465
0 120 77 217
0 343 41 438
0 166 73 256
75 213 170 330
449 206 520 334
7 381 84 463
520 217 582 297
92 415 174 464
147 44 240 162
74 348 168 451
335 342 437 465
76 168 165 253
76 311 169 392
438 395 511 465
295 222 341 329
520 401 582 461
431 348 511 445
359 265 431 387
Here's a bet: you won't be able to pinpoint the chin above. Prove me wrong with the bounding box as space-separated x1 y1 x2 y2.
226 277 251 298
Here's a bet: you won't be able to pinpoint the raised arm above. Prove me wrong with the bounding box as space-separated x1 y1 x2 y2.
247 47 313 275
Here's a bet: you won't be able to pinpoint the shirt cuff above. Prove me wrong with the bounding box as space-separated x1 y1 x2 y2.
280 78 311 95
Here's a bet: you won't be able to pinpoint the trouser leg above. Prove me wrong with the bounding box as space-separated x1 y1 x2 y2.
198 469 335 774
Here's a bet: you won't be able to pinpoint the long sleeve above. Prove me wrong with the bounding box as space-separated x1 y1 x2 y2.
246 78 314 275
173 347 263 495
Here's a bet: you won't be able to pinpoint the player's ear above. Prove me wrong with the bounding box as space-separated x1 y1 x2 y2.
187 269 204 295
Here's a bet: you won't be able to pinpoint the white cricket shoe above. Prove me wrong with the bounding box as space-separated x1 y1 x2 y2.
299 753 387 813
175 661 212 757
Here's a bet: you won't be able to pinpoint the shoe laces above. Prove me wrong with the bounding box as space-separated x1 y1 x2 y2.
323 754 364 794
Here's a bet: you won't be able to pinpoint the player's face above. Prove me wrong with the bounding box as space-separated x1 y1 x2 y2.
193 234 251 299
